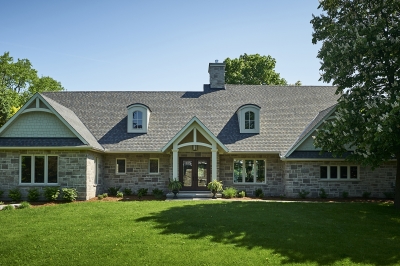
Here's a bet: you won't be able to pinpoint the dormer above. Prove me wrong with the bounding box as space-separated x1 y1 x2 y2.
127 103 151 133
236 104 261 134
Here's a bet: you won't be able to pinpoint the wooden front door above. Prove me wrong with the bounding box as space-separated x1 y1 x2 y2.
179 158 210 191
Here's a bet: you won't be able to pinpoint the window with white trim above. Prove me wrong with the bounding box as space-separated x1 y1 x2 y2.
116 158 126 174
233 159 266 183
127 104 151 133
320 166 359 179
149 158 159 174
236 105 260 133
20 155 58 184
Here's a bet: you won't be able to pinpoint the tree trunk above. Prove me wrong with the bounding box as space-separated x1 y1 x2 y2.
394 154 400 209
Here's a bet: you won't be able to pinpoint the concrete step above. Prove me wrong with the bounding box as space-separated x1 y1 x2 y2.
166 191 222 199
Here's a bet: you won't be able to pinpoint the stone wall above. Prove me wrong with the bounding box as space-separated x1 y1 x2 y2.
283 161 396 198
86 152 104 200
0 150 91 201
219 154 285 196
103 153 170 195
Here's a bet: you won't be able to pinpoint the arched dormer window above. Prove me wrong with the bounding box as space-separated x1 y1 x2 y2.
127 103 151 133
236 104 260 133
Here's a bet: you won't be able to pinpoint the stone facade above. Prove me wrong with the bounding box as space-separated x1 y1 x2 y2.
219 154 285 196
103 153 170 195
0 149 96 201
283 161 396 198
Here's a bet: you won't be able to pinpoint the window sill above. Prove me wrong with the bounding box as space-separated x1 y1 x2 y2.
149 173 159 175
319 179 360 182
19 183 60 186
116 173 126 175
233 182 266 185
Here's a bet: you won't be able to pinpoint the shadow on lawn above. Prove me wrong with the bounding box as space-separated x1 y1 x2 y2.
136 202 400 265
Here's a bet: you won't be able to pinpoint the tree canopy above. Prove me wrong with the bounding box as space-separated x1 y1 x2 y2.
311 0 400 208
224 53 287 85
0 52 64 126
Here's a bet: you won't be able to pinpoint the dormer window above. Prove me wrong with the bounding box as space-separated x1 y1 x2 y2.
237 104 260 134
127 103 151 133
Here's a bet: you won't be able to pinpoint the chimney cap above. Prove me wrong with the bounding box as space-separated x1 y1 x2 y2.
215 59 218 63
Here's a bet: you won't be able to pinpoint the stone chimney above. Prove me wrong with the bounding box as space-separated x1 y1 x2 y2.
208 60 225 89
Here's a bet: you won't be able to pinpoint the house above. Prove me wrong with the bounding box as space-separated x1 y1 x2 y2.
0 62 396 200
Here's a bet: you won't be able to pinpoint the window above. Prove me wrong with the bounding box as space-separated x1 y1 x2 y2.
245 111 255 129
236 104 260 133
127 103 151 133
320 166 359 179
233 159 266 184
20 155 58 184
116 158 126 174
133 111 143 129
149 158 159 174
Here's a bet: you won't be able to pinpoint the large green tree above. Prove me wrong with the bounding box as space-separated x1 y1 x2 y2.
224 53 287 85
0 52 63 126
311 0 400 208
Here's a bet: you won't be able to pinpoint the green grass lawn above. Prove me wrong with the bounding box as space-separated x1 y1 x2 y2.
1 201 399 266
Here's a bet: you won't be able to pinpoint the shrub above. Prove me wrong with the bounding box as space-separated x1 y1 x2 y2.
152 188 164 199
207 180 223 193
137 188 148 199
298 190 310 199
123 188 133 196
362 191 371 199
237 191 246 198
107 186 121 196
0 201 3 205
342 191 349 198
2 204 14 211
222 187 237 199
102 193 108 198
319 188 327 199
44 187 60 201
8 188 22 202
62 188 78 202
116 191 124 198
0 190 3 198
254 188 264 198
383 191 395 199
18 201 31 209
97 194 104 200
27 188 40 202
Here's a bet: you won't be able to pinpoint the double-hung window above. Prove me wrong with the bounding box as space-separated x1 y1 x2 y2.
233 159 266 183
116 158 126 174
149 158 159 174
20 155 58 184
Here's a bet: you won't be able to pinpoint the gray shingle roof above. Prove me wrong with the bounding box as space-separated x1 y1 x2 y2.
42 85 339 153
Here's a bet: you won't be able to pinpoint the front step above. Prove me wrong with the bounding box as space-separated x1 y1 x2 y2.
166 191 221 199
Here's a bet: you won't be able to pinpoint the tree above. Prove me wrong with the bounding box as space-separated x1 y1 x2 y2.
311 0 400 208
224 53 287 85
0 52 63 126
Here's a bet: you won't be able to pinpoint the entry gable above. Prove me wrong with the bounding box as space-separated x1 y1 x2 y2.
161 116 229 152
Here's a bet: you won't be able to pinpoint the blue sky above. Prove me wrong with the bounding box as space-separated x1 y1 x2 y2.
1 0 325 91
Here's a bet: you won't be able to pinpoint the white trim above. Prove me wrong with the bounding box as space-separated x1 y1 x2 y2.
127 104 150 133
284 106 337 158
19 154 59 185
233 158 267 184
237 105 260 134
319 165 360 180
149 158 159 174
116 158 126 174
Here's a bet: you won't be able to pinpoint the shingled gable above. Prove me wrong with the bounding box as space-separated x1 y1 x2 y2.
283 104 337 159
161 116 229 152
0 93 103 150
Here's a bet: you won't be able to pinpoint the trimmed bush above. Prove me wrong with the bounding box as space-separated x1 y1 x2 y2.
255 188 264 198
108 186 121 196
319 188 327 199
116 191 124 198
222 187 237 199
237 191 246 198
123 188 133 196
342 191 349 198
383 191 395 199
362 191 371 199
298 190 310 199
27 188 40 202
44 187 60 201
18 201 31 209
152 188 164 199
97 194 104 200
8 188 22 202
2 204 14 211
137 188 148 199
62 188 78 202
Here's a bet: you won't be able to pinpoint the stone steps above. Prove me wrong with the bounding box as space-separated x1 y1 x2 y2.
166 191 222 199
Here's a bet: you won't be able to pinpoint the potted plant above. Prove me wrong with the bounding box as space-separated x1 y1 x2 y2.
168 180 182 199
207 180 223 199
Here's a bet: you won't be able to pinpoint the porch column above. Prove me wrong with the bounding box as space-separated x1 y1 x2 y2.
211 148 218 181
172 149 179 180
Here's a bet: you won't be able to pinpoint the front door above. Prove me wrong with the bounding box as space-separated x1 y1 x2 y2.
179 158 210 191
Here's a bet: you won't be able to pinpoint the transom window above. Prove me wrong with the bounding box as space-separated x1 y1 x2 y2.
233 159 266 183
133 111 143 129
116 158 126 174
320 166 358 179
245 111 255 129
20 155 58 184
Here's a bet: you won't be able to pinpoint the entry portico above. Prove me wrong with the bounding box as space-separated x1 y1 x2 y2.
162 117 228 189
